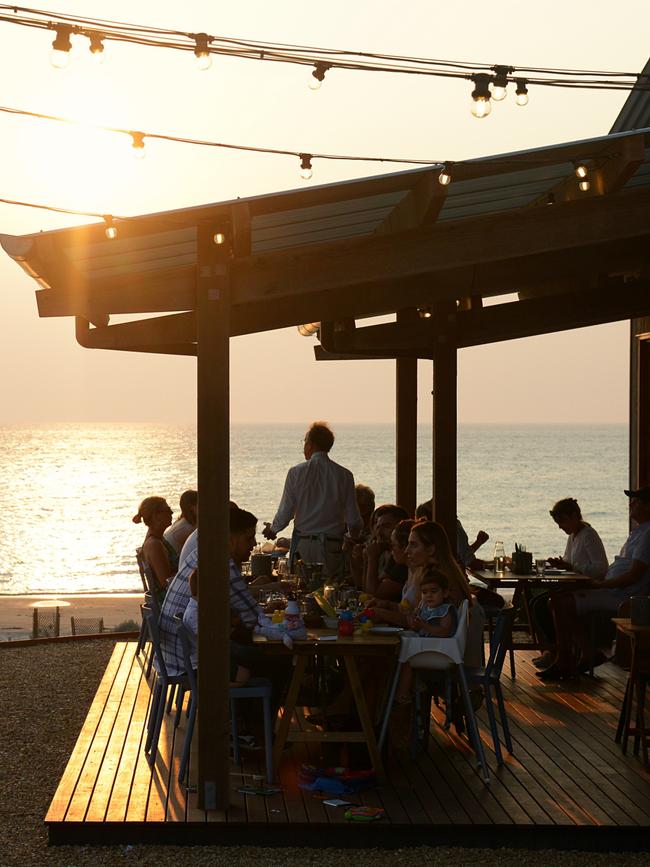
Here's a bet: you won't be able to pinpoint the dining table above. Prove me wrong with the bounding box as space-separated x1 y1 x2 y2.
254 626 401 779
469 566 593 650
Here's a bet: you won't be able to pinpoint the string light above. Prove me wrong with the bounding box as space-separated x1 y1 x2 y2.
50 25 72 68
297 322 320 336
299 153 313 180
574 162 591 191
515 79 529 106
438 164 452 186
309 62 331 91
130 131 146 159
88 31 105 62
103 215 117 239
470 73 492 118
491 65 512 101
193 32 212 70
574 163 588 179
213 231 226 245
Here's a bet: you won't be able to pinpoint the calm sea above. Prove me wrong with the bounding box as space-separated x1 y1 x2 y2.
0 423 629 595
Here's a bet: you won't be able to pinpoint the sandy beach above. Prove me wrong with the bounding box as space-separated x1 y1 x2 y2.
0 593 142 641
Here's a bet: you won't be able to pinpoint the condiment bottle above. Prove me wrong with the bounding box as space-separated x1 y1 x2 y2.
493 540 506 575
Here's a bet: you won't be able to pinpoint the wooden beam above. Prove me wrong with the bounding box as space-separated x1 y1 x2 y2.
196 225 231 812
396 310 418 514
77 312 195 351
596 133 646 194
431 305 457 555
373 171 447 236
324 279 650 355
630 332 650 489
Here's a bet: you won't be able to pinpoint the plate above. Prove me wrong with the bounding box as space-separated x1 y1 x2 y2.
369 626 402 634
541 568 567 576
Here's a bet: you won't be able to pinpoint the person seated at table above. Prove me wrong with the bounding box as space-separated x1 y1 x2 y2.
164 489 198 556
346 484 376 586
182 567 250 686
530 497 608 669
363 504 410 598
538 488 650 680
133 496 177 602
394 570 458 704
416 499 489 570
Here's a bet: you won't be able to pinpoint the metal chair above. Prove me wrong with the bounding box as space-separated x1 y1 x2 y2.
136 549 161 678
379 599 490 783
142 604 188 768
173 615 275 785
466 605 515 765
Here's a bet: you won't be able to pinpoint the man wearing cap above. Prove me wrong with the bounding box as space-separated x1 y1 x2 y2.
538 487 650 679
263 421 363 579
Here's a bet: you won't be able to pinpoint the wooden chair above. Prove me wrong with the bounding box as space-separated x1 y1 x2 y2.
70 616 105 635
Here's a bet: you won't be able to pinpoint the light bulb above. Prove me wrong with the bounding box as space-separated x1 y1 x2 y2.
297 322 320 336
515 80 529 106
308 76 322 91
579 179 591 192
104 217 117 240
89 33 105 63
491 65 511 102
299 154 313 180
438 166 451 186
213 232 226 245
470 73 492 119
491 84 507 101
194 33 212 70
471 97 492 118
131 132 146 160
50 26 72 69
575 164 588 179
309 62 330 91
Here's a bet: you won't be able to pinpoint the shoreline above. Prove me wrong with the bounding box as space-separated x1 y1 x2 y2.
0 593 142 641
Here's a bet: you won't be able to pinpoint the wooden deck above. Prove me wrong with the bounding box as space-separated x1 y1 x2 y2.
46 641 650 849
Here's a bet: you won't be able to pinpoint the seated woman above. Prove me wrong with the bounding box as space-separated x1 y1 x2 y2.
133 496 178 603
531 497 608 669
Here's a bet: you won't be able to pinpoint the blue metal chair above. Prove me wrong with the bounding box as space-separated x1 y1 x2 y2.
142 605 188 768
173 614 275 785
465 605 515 765
135 549 161 679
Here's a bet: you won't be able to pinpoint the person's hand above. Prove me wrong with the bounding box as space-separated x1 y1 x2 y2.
366 539 388 561
475 530 489 548
547 556 567 569
262 522 276 540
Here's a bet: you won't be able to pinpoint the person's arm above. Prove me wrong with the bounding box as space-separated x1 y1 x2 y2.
469 530 489 555
343 472 363 538
264 469 297 539
373 578 405 602
143 537 172 588
408 609 456 637
230 572 261 628
569 530 609 579
363 540 387 595
595 559 647 590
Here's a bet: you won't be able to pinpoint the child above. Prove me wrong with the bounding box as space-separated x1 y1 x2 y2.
394 569 458 704
182 568 250 687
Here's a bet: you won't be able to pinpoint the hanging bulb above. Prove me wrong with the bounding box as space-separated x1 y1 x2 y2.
491 65 512 102
213 231 226 245
104 216 117 240
309 62 331 91
438 164 451 186
193 33 212 71
418 307 432 319
299 154 313 180
515 79 529 106
88 32 105 63
50 25 72 68
579 179 591 192
297 322 320 336
574 163 588 179
130 131 146 160
470 73 492 118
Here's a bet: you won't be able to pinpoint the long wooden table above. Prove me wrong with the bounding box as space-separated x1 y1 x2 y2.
255 628 400 779
470 568 592 649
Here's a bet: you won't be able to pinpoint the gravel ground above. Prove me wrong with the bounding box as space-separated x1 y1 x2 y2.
1 641 648 867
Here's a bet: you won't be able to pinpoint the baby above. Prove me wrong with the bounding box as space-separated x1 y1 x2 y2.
395 569 458 703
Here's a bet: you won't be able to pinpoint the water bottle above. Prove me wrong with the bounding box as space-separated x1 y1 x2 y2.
493 540 506 575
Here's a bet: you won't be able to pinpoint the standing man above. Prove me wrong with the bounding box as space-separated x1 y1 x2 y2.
263 421 363 579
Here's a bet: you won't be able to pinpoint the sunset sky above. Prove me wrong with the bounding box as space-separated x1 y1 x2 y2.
0 0 646 425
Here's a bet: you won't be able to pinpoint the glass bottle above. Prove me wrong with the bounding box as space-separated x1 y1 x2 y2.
493 540 506 575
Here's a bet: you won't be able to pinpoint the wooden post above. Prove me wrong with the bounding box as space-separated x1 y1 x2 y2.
630 318 650 489
196 224 232 811
396 309 418 514
431 310 458 555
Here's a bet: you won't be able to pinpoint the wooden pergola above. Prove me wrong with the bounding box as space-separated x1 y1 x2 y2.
3 92 650 811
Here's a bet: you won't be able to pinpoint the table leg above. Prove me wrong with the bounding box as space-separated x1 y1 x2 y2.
519 581 539 646
344 655 385 780
272 653 308 777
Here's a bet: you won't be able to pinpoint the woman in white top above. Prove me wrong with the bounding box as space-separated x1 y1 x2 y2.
547 498 608 578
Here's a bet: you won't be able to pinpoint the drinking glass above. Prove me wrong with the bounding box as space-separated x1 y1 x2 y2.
535 557 546 577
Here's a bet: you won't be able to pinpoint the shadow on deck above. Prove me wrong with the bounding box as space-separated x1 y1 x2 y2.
46 641 650 850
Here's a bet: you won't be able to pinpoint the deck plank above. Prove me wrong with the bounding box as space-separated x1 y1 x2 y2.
46 642 128 823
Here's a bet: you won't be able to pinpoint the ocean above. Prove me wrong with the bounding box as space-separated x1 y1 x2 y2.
0 423 629 595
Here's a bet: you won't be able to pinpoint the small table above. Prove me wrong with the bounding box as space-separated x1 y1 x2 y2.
612 617 650 766
470 568 591 649
255 628 400 779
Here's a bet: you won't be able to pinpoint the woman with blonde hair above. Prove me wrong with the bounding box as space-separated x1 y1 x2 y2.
133 496 178 602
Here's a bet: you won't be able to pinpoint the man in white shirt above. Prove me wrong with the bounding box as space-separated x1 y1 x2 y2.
263 421 363 579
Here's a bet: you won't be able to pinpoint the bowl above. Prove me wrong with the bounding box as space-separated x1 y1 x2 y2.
322 616 339 630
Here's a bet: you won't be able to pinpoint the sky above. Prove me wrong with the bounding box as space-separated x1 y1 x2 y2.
0 0 645 426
